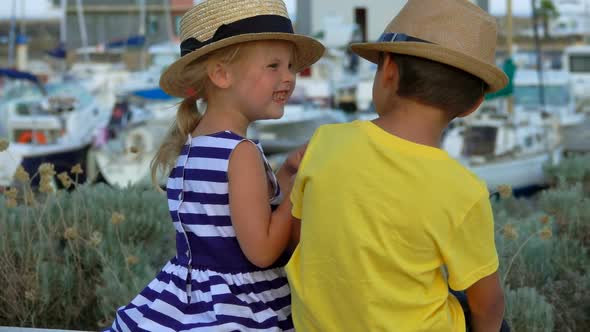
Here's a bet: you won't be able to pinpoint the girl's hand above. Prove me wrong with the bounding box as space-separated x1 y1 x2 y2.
282 143 308 175
282 173 297 196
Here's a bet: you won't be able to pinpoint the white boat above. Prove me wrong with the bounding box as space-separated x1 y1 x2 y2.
248 104 351 154
563 44 590 112
442 110 562 192
93 120 172 188
513 69 586 127
0 71 110 186
90 86 178 187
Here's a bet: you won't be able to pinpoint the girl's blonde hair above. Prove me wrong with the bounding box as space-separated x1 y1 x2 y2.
150 45 244 186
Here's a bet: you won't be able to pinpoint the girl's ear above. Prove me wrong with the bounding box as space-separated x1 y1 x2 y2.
207 61 233 89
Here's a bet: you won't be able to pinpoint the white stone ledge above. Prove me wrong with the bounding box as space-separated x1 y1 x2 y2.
0 328 91 332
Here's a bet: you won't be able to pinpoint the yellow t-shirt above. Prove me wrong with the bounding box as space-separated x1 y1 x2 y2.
287 120 499 332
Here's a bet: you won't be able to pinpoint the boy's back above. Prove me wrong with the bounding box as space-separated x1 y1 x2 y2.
287 120 499 331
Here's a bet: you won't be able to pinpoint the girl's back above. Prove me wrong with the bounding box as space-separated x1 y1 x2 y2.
167 131 288 271
107 131 293 331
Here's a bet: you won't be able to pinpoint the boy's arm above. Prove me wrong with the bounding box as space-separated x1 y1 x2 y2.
440 193 505 330
466 271 505 332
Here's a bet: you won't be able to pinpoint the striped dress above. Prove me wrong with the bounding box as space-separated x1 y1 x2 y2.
107 131 293 331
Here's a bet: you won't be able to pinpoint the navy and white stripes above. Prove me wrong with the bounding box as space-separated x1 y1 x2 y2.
106 131 293 331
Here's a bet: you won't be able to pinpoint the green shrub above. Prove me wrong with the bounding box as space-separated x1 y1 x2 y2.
505 287 555 332
1 155 589 331
0 183 174 330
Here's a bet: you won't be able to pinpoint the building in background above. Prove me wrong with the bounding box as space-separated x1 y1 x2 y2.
0 0 193 63
61 0 192 49
0 1 61 62
550 0 590 36
493 0 590 68
295 0 489 46
295 0 405 43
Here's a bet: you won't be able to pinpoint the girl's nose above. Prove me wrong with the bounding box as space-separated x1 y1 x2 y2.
283 66 295 83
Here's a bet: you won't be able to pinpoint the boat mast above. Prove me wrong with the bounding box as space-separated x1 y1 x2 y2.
16 0 28 71
138 0 147 69
163 0 174 41
531 0 546 108
60 0 67 45
20 0 26 38
506 0 514 114
75 0 89 62
8 0 17 67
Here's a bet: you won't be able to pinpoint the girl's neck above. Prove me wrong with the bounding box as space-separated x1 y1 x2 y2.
192 101 251 138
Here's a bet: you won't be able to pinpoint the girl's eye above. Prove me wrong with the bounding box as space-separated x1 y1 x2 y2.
268 63 279 69
288 63 293 70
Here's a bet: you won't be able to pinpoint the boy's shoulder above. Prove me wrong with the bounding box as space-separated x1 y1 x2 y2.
438 153 489 191
307 120 365 146
446 156 487 187
316 120 363 135
436 158 491 221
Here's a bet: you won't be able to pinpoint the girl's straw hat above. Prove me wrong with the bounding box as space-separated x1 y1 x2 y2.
160 0 325 98
351 0 508 93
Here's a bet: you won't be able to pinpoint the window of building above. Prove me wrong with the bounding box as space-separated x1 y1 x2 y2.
354 8 367 42
570 55 590 73
148 15 159 34
175 16 182 36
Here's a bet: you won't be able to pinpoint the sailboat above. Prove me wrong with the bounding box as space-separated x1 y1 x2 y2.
442 108 562 192
441 0 565 193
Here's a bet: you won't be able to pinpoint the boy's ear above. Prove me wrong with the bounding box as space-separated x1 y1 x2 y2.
207 61 232 89
381 54 399 89
458 96 484 118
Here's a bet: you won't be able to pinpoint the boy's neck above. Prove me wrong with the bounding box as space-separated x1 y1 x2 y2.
373 98 451 149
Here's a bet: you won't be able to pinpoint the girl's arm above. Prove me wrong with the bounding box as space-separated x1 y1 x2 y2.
228 141 293 268
287 217 301 253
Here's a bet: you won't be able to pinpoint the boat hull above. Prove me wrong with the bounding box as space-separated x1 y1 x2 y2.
465 148 562 193
0 142 91 187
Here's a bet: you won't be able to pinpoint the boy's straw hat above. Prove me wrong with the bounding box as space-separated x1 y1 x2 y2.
160 0 325 98
351 0 508 93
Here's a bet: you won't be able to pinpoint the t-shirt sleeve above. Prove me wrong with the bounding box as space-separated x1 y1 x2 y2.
290 127 322 219
442 194 499 291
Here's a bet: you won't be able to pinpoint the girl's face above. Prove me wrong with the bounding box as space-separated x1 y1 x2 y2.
227 41 296 121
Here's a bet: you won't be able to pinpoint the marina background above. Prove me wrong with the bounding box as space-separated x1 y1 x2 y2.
0 0 589 331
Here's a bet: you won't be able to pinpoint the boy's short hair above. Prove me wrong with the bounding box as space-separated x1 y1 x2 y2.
379 52 488 118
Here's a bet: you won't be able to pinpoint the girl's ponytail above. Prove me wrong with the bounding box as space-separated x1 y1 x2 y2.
150 43 246 187
150 97 201 187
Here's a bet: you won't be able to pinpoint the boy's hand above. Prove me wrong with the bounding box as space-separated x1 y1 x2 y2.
282 143 308 175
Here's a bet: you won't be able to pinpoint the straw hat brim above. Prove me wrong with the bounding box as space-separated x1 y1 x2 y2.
351 42 508 93
160 33 325 98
